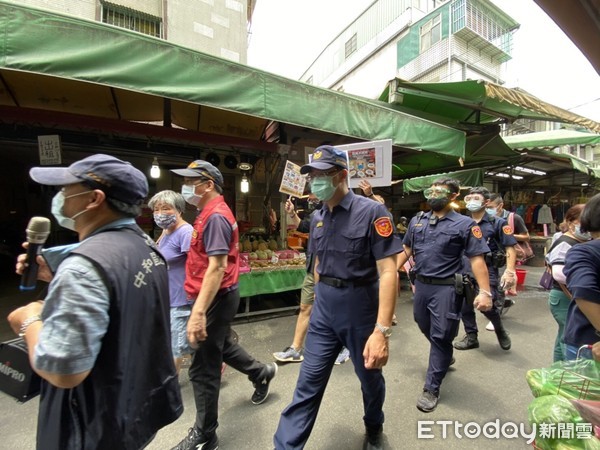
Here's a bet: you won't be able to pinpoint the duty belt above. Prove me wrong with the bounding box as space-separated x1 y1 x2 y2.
319 276 377 288
415 274 455 285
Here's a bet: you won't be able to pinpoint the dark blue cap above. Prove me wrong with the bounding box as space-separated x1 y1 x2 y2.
300 145 348 174
171 160 224 187
29 154 148 205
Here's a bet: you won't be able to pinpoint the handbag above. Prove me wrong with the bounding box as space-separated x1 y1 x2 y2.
539 266 553 290
508 213 534 262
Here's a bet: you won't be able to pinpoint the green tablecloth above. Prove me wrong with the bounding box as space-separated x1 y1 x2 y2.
239 268 306 297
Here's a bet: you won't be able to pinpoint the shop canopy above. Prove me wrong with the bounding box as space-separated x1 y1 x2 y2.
0 2 465 159
503 129 600 149
403 168 484 193
379 79 600 134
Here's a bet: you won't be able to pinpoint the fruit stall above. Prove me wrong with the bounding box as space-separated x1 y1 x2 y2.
236 235 307 318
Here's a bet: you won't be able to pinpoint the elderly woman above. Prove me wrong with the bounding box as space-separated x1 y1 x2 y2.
545 204 587 362
563 194 600 360
148 190 194 374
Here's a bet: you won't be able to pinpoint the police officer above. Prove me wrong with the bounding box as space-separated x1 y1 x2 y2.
398 178 492 413
274 145 402 450
453 187 517 352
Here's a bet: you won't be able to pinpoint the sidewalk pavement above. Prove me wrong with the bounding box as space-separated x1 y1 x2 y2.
0 264 553 449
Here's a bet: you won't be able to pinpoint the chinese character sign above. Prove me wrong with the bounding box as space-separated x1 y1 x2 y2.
337 139 392 188
279 160 306 197
38 135 62 165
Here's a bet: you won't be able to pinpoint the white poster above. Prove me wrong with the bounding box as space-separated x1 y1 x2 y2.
279 160 307 197
38 135 62 165
336 139 392 188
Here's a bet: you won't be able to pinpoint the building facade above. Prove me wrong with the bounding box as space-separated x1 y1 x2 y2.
5 0 253 63
300 0 518 100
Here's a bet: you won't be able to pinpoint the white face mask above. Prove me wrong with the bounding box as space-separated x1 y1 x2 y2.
51 191 92 231
181 184 203 207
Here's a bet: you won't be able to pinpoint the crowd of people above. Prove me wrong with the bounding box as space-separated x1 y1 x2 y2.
6 147 599 449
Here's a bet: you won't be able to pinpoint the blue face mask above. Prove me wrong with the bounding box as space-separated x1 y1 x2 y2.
153 213 177 229
466 200 484 212
310 176 336 202
574 225 592 241
485 207 497 216
51 191 92 231
181 184 203 207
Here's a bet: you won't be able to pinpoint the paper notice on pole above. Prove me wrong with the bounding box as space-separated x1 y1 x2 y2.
279 160 306 198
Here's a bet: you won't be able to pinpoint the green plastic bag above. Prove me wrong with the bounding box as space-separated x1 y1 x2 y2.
526 359 600 401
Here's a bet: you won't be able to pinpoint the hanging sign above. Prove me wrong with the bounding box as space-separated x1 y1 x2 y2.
279 160 306 198
37 135 62 166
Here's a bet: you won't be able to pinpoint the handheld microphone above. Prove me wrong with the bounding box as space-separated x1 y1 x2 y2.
19 217 51 291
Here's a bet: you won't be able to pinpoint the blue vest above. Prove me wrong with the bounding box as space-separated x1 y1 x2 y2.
37 225 182 450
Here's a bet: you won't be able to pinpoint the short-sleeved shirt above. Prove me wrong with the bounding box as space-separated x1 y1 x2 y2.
463 214 517 278
502 210 528 238
34 218 138 375
158 223 193 307
204 214 233 256
403 209 489 278
563 240 600 347
309 190 402 280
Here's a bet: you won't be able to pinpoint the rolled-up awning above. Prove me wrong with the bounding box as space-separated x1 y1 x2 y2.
502 129 600 149
403 168 484 193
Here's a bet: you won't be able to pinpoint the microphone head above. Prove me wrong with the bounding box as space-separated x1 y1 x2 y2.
26 217 51 244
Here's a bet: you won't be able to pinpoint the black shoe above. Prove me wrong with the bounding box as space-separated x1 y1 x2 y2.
171 428 218 450
364 425 383 450
453 333 479 350
416 389 439 413
252 362 278 405
495 328 511 350
449 356 456 366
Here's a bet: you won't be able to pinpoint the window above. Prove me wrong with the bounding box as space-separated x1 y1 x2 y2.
420 14 441 53
344 33 357 59
101 1 162 38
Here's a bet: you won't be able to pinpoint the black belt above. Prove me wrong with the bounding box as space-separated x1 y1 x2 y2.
415 274 455 285
319 276 377 288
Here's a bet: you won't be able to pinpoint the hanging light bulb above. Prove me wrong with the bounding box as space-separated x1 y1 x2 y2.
240 174 250 193
150 157 160 179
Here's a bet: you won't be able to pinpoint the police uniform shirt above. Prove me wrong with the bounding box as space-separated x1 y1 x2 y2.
563 239 600 347
309 190 402 280
403 209 489 279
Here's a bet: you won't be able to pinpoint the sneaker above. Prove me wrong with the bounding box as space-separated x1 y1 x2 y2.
335 347 350 365
453 333 479 350
364 425 383 450
495 328 512 350
416 389 439 413
485 321 495 331
273 346 303 363
251 362 278 405
170 428 218 450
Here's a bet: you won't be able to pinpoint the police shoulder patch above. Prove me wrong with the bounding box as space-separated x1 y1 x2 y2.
374 217 393 237
471 226 483 239
316 221 323 228
502 225 514 235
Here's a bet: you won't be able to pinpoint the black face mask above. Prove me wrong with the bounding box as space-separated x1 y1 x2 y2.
428 197 449 212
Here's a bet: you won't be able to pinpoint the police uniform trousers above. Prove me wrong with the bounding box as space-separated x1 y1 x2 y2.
460 274 503 334
274 281 385 449
413 281 461 393
189 288 266 438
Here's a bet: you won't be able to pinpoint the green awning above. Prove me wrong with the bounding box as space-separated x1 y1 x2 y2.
380 79 600 133
403 168 484 193
503 129 600 149
0 2 465 158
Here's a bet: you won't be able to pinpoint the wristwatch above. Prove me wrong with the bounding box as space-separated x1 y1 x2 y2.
375 323 392 338
19 315 42 337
